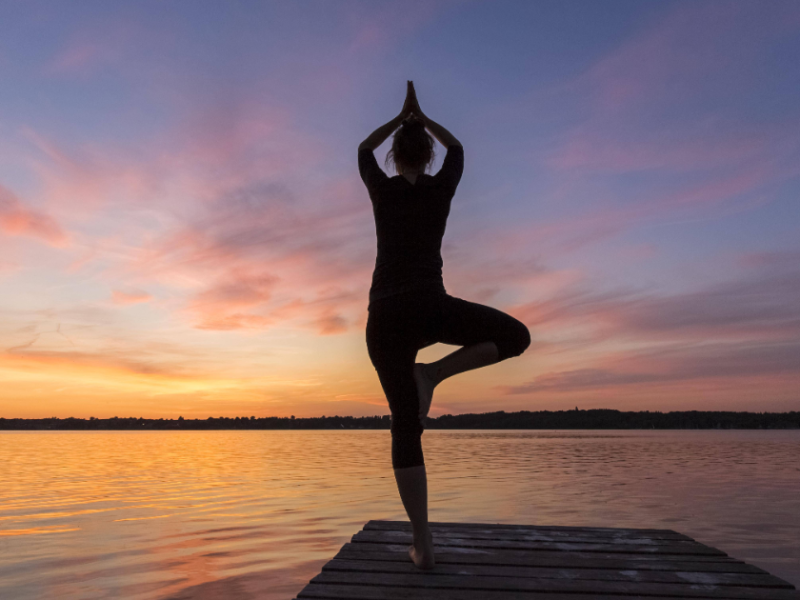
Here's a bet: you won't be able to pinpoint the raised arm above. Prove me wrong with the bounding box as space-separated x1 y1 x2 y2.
404 81 462 149
419 114 461 149
358 112 405 152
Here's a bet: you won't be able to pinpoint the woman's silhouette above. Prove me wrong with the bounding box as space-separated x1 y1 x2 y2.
358 81 531 570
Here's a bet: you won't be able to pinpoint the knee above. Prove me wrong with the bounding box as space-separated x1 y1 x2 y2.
391 411 424 444
390 412 424 469
498 320 531 360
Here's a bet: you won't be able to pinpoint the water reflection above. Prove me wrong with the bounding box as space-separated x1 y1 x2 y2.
0 430 797 599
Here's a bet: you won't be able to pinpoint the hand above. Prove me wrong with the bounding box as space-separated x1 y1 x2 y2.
401 80 424 119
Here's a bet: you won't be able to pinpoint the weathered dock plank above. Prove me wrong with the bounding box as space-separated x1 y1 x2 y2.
336 543 763 571
312 571 798 600
365 520 694 541
323 558 793 588
297 588 741 600
295 520 799 600
364 528 692 545
353 529 725 555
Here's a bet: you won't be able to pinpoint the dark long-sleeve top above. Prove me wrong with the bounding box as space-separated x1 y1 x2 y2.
358 144 464 306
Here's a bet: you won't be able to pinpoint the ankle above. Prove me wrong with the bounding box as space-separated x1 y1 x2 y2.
413 524 431 544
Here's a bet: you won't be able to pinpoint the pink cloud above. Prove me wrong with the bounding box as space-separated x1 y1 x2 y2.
533 1 800 253
22 128 162 216
17 94 335 299
498 341 800 396
509 263 800 345
546 120 785 174
504 153 792 257
9 10 469 340
344 2 444 55
45 19 137 77
192 313 276 332
737 250 800 270
9 95 372 337
175 258 362 334
309 309 349 336
111 289 152 305
0 259 20 276
184 270 280 331
114 185 372 335
49 42 104 73
0 184 70 246
164 99 326 193
1 346 209 381
111 171 374 334
576 3 800 114
20 93 326 222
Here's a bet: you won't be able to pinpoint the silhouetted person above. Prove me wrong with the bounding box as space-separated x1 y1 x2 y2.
359 81 531 570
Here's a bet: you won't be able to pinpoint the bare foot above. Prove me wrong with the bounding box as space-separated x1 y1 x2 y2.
413 363 437 422
408 528 435 570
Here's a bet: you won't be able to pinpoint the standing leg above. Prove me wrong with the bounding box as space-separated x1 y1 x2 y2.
366 297 436 569
393 465 434 569
376 361 436 569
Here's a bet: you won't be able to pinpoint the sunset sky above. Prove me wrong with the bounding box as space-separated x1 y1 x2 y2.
1 0 799 419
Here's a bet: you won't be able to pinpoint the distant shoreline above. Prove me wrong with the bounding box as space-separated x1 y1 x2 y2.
1 409 798 430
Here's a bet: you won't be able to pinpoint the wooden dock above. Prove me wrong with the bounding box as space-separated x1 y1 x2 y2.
293 520 798 599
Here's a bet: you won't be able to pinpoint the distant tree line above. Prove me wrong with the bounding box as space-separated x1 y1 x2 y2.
0 409 798 430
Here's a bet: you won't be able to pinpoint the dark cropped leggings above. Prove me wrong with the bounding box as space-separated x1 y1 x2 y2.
366 290 531 470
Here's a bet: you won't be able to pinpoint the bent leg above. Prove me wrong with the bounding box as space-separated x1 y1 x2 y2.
419 295 531 389
425 340 500 387
436 295 531 362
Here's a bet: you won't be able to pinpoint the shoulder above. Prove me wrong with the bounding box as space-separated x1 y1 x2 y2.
441 144 464 167
358 146 390 196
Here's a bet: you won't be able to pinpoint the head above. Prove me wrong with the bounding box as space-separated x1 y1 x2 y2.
385 115 436 175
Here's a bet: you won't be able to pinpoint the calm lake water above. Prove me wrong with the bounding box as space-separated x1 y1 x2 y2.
0 430 798 599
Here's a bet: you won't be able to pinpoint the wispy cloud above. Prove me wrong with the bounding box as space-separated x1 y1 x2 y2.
511 260 800 342
499 341 800 395
573 2 800 114
344 1 447 55
0 184 70 246
499 255 800 400
44 18 137 77
22 128 163 216
528 1 800 254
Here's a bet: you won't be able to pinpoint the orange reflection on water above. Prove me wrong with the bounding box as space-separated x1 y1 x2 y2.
0 525 81 536
0 430 799 599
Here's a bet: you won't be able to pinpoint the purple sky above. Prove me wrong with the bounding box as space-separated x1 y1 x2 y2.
1 0 799 418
